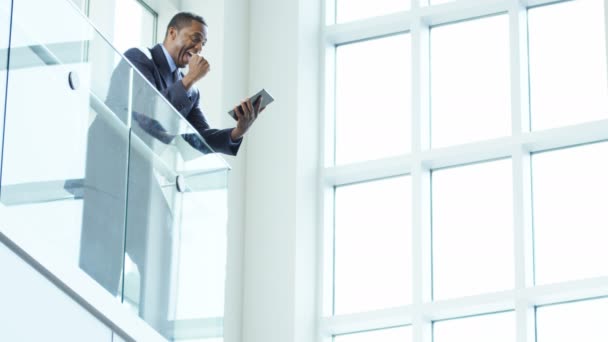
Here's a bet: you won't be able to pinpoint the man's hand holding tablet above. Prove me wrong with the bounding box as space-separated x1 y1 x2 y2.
229 89 274 141
228 89 274 120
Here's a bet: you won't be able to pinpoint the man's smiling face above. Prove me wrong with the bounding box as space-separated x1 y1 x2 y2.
165 20 207 68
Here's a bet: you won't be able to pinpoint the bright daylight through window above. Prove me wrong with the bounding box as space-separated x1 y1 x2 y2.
320 0 608 340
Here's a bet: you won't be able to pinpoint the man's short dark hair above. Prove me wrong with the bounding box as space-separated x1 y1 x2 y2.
165 12 206 37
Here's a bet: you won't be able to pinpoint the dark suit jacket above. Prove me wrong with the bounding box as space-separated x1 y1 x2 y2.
108 43 241 156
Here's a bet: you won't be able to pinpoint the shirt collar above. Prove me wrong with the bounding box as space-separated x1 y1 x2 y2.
160 44 177 73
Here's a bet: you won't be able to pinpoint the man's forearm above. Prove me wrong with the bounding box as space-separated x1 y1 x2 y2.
181 75 195 91
231 127 245 141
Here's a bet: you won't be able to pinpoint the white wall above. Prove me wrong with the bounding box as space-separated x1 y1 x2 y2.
218 0 249 341
0 243 113 341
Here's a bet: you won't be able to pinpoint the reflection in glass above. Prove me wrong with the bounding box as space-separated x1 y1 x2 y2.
336 0 410 24
529 0 608 131
536 298 608 342
336 34 411 165
175 188 228 320
0 0 102 273
532 143 608 285
430 15 510 148
434 311 515 342
334 176 412 314
334 326 412 342
432 159 513 300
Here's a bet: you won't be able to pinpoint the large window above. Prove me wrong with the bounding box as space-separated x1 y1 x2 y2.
112 0 157 63
321 0 608 341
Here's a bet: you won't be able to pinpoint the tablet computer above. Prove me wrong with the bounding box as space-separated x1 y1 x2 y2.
228 88 274 120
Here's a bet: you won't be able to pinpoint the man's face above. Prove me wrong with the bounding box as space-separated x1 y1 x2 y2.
166 20 207 68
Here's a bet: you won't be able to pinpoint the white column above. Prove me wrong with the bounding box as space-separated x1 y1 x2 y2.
219 0 249 341
509 1 534 341
411 2 432 341
243 0 320 341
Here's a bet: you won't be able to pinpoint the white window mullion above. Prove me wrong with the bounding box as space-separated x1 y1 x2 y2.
512 145 535 342
509 2 535 342
318 180 334 320
325 0 336 26
319 1 336 337
411 160 432 342
411 9 430 154
605 0 608 87
509 0 533 292
411 2 432 341
509 0 530 136
320 38 336 169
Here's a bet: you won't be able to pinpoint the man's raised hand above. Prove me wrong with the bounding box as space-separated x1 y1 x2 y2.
182 52 209 90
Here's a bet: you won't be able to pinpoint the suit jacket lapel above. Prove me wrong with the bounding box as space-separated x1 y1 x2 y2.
150 44 173 89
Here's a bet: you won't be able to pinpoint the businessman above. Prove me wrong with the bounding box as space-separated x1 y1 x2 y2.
79 12 262 326
110 11 263 154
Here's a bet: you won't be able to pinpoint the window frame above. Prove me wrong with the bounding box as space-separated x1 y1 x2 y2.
318 0 608 341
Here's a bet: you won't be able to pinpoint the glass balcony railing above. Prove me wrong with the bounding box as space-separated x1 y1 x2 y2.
0 0 229 339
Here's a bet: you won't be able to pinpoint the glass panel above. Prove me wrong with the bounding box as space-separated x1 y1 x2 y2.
122 144 229 337
175 186 228 321
0 0 10 163
532 142 608 285
335 34 411 165
0 0 132 289
334 176 411 315
336 0 410 24
529 0 608 131
433 311 515 342
430 15 510 148
0 0 11 49
536 298 608 342
432 159 513 300
334 326 412 342
0 0 231 339
121 69 229 336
